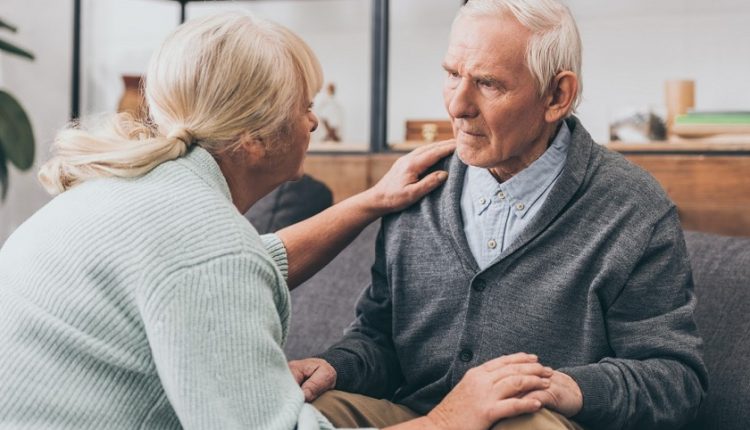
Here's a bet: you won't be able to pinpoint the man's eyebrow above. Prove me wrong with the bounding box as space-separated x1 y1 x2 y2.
472 73 503 85
441 63 502 84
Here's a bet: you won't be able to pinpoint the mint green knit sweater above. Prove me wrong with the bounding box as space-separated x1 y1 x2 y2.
0 147 334 429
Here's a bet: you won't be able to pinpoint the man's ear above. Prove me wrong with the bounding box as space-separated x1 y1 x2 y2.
544 71 579 123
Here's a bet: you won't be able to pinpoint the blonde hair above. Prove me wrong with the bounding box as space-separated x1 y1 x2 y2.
457 0 583 113
39 12 323 194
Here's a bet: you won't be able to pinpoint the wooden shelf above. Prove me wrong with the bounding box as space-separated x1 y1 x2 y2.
308 142 369 153
304 140 750 236
606 138 750 153
388 141 433 152
391 138 750 154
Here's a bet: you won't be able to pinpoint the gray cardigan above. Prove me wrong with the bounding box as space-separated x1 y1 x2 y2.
319 118 708 430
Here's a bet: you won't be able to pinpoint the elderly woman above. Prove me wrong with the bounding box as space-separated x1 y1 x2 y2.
0 12 551 430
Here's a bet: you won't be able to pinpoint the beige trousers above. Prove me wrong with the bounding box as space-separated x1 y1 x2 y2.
313 390 585 430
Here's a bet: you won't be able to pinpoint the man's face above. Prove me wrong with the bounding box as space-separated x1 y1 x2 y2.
442 14 553 177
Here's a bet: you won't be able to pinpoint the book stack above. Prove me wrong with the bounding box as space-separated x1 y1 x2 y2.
672 111 750 139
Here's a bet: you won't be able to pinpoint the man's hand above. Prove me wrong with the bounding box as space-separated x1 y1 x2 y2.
288 358 337 402
523 370 583 418
422 353 552 430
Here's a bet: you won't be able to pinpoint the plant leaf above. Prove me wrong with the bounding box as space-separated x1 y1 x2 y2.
0 90 35 170
0 18 18 33
0 37 34 60
0 146 8 201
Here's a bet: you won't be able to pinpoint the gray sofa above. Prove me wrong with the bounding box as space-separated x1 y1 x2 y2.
284 223 750 430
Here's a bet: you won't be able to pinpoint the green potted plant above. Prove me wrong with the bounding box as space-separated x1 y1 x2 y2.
0 17 35 201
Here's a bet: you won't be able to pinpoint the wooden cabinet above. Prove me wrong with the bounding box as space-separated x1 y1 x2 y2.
303 153 398 203
304 141 750 237
608 142 750 237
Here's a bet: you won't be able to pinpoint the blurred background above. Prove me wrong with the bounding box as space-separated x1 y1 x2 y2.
1 0 749 244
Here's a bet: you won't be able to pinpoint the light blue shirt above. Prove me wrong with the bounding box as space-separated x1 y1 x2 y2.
460 122 571 269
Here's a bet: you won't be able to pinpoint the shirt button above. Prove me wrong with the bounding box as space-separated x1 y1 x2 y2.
487 239 497 249
473 279 486 292
459 349 474 362
497 191 506 199
479 197 486 205
515 202 525 211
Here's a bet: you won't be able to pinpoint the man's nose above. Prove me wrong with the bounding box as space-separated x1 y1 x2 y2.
447 80 478 119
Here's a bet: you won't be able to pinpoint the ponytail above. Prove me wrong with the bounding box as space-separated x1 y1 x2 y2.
38 113 192 195
38 11 323 195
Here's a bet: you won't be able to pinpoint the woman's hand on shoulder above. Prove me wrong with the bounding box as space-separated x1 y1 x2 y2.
363 140 455 216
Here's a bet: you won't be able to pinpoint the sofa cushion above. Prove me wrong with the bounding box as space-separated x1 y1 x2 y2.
683 231 750 430
685 232 750 430
245 174 333 234
284 222 379 360
285 227 750 428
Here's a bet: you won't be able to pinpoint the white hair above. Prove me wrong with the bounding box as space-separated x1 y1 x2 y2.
457 0 583 113
39 12 323 195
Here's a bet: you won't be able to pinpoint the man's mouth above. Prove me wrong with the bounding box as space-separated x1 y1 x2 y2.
459 129 485 137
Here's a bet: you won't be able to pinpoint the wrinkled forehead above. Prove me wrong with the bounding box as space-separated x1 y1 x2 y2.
444 14 530 74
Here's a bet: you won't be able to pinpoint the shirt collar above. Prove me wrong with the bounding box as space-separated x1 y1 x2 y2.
465 121 571 219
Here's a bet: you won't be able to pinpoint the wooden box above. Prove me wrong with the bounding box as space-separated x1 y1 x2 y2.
405 119 454 143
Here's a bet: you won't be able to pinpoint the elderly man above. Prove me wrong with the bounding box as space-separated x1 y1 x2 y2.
290 1 707 429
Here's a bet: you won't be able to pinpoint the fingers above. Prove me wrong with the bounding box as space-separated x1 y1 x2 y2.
409 139 456 156
488 362 554 383
291 372 304 385
288 363 305 385
481 352 539 371
404 140 456 172
522 389 554 405
301 385 317 402
495 374 551 400
489 398 544 422
522 371 583 417
288 358 337 402
300 369 335 402
402 170 449 197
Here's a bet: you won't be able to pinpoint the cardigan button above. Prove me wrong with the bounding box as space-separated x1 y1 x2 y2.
473 279 487 292
459 349 474 362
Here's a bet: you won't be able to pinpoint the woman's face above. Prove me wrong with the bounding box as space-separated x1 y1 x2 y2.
282 99 319 181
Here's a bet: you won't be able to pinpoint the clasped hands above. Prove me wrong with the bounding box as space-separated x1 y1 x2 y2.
289 353 582 429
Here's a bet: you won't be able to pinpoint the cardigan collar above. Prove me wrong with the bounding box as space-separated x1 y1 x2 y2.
441 116 596 273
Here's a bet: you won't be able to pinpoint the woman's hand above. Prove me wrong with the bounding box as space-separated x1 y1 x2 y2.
278 140 454 289
419 353 552 430
361 140 455 216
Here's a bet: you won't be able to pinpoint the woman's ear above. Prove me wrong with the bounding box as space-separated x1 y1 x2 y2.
544 71 579 123
236 131 267 163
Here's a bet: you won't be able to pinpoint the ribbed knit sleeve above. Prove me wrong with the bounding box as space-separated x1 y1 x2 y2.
139 252 318 429
0 147 338 429
262 233 289 281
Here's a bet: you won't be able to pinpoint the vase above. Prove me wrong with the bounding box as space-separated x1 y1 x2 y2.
117 74 148 121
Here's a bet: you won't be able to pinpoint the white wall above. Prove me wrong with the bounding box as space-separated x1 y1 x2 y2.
573 0 750 141
0 0 72 244
388 0 460 143
80 0 178 117
2 0 750 244
82 0 372 147
387 0 750 143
